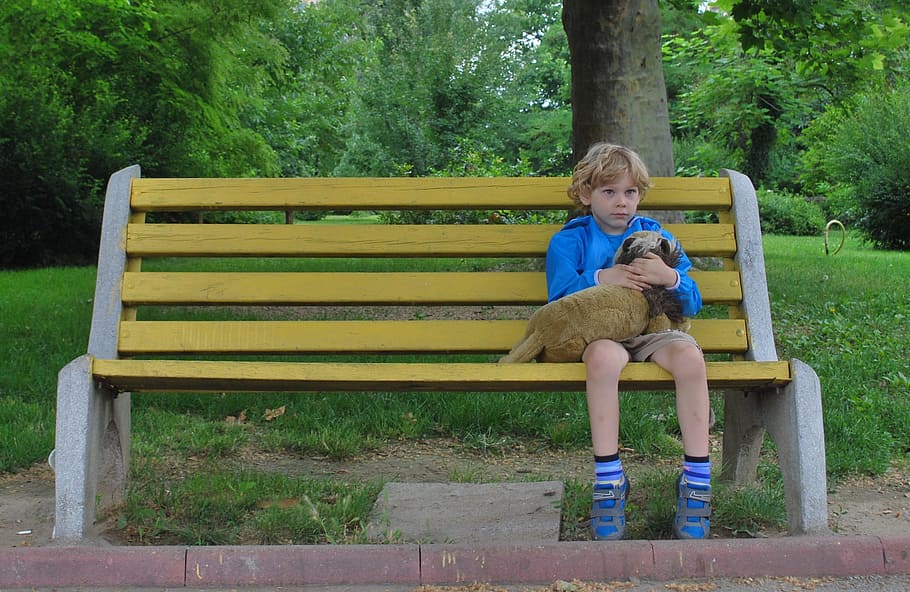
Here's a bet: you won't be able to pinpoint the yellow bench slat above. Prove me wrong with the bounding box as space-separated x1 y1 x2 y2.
129 177 732 211
118 319 748 355
92 359 791 393
126 223 736 258
122 270 742 305
124 272 545 305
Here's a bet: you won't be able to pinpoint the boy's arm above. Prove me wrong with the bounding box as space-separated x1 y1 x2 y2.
545 234 598 302
669 243 702 317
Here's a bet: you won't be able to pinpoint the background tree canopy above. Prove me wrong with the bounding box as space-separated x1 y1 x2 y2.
1 0 908 266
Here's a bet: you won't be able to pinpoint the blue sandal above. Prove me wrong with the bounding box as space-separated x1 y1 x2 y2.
591 476 629 541
672 473 711 539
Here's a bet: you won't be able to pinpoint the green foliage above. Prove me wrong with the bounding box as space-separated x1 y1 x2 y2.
333 0 507 176
663 23 807 185
756 188 825 236
5 0 910 266
718 0 910 86
0 0 287 267
333 0 570 177
800 81 910 250
672 136 739 177
254 0 376 177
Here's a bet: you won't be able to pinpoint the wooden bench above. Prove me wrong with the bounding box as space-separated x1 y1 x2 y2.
54 165 828 541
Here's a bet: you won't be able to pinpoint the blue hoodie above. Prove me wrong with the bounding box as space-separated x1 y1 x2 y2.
545 215 702 317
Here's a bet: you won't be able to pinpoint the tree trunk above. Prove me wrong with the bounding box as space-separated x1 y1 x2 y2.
562 0 675 180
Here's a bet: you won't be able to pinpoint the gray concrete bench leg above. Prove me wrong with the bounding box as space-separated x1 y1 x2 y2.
720 359 828 535
54 355 130 542
763 358 829 535
720 389 766 485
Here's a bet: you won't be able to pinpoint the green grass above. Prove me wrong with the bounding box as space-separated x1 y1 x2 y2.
0 233 907 542
763 234 910 475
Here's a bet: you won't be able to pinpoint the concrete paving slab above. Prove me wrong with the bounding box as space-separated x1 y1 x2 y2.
366 481 564 544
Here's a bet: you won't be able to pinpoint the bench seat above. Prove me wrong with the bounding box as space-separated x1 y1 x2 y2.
92 359 793 393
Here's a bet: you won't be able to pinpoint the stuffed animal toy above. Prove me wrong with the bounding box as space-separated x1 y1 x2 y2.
499 231 690 363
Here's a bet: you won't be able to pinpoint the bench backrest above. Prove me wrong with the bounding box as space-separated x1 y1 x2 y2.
88 167 775 368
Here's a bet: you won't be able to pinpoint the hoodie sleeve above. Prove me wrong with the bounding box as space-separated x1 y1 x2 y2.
545 229 599 302
660 228 703 317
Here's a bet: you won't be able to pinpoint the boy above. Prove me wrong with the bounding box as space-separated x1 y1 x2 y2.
546 143 712 540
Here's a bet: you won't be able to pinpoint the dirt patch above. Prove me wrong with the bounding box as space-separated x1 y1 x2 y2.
2 441 908 548
827 467 910 537
0 464 56 547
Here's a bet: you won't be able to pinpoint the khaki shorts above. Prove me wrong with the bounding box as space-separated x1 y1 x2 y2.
619 330 701 362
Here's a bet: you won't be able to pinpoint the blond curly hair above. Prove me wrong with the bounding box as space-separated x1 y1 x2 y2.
567 143 651 214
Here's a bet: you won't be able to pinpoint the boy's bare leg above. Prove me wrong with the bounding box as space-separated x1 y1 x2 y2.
583 339 631 540
650 339 712 539
582 339 630 456
650 340 710 456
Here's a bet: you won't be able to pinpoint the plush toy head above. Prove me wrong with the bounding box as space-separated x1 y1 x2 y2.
615 231 686 324
499 230 689 363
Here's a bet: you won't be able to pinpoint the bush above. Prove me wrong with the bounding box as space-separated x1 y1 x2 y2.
756 189 825 236
672 136 740 177
801 82 910 250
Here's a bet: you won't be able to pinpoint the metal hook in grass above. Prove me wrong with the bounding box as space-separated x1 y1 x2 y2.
825 219 846 255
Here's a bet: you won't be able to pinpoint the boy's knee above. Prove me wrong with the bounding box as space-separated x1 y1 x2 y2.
654 340 706 375
672 342 707 377
583 340 629 375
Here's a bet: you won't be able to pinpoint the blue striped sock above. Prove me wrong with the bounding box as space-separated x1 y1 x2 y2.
594 454 624 487
683 456 711 488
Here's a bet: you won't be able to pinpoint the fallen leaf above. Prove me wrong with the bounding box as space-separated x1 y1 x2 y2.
263 406 286 422
225 410 247 424
257 498 300 509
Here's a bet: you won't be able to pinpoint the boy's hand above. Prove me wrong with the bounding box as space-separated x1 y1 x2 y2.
597 264 652 291
628 253 677 287
598 253 676 290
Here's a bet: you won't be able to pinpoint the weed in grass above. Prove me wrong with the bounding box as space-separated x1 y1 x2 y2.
712 480 787 537
117 468 381 545
448 465 493 483
618 393 685 456
131 407 250 460
560 478 592 540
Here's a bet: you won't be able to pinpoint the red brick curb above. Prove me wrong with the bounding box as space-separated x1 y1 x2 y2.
883 535 910 574
420 541 654 584
0 546 186 588
1 536 906 589
186 544 420 587
649 536 886 580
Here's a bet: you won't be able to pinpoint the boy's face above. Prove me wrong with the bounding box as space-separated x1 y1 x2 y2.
580 173 641 235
